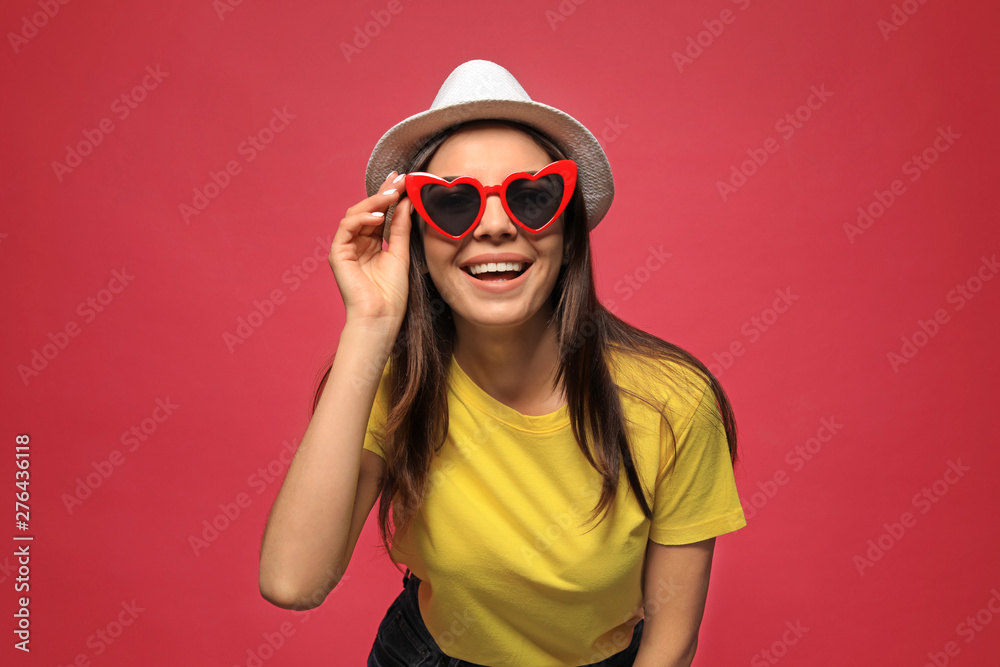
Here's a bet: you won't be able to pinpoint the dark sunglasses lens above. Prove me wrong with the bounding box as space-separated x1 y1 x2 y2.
505 175 565 229
421 183 480 236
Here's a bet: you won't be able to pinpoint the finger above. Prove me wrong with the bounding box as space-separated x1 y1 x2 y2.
345 171 406 217
385 194 412 263
334 210 390 246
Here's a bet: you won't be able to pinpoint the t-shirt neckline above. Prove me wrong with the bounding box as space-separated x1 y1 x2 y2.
448 352 571 433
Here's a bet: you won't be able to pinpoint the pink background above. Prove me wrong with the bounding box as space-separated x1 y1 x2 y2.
3 0 999 665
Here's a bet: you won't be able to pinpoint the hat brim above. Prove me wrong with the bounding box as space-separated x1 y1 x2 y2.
365 99 613 241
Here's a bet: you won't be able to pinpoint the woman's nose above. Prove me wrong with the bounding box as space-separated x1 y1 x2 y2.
473 192 517 238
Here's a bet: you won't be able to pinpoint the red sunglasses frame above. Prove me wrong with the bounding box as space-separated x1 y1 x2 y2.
404 159 577 240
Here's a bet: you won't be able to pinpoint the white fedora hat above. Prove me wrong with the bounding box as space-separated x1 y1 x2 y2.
365 59 614 241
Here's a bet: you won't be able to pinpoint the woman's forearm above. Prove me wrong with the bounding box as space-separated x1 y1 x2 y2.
258 319 396 609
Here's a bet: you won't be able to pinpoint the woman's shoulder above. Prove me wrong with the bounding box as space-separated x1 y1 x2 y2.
606 345 713 420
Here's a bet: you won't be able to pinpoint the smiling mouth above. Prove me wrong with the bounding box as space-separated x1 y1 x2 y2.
461 264 531 282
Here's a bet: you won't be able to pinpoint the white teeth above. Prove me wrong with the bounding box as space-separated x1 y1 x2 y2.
467 262 525 275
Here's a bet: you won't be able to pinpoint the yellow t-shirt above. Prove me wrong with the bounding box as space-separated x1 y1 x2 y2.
362 347 746 666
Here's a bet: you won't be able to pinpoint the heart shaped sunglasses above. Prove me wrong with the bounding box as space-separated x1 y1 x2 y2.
404 160 577 239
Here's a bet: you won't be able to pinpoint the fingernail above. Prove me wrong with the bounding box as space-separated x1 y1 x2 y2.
371 211 384 218
382 188 397 196
386 171 397 180
392 173 405 184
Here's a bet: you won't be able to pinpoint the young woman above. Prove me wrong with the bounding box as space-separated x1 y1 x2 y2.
259 60 746 667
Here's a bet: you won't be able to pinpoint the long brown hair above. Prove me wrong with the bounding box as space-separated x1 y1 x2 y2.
314 119 739 569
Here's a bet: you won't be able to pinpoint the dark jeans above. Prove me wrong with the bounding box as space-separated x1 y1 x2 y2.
368 568 644 666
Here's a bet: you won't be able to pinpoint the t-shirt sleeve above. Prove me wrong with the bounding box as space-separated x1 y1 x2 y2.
361 359 391 460
649 379 746 545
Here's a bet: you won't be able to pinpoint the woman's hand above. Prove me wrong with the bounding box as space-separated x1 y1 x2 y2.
328 172 413 328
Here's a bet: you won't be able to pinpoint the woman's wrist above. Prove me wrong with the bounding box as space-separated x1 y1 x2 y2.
342 314 401 342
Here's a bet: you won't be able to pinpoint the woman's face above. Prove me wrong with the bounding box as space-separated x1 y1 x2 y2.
417 124 566 332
